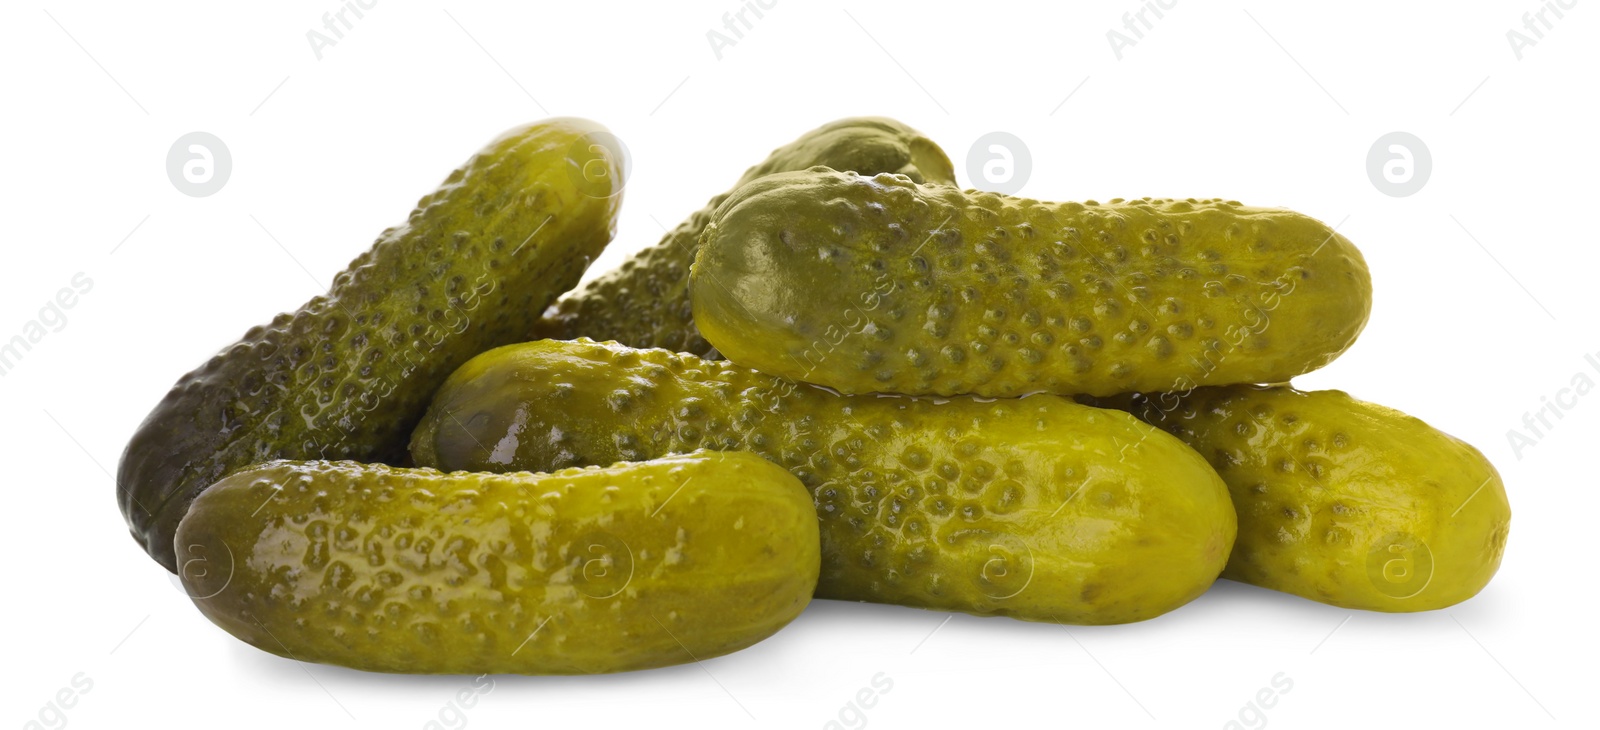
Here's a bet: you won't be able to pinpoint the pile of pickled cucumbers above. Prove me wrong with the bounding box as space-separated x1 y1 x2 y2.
118 117 1511 675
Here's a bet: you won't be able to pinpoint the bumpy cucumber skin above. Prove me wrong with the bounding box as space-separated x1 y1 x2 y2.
410 339 1236 625
121 118 625 572
175 451 819 674
532 117 956 357
1095 386 1510 612
692 169 1371 397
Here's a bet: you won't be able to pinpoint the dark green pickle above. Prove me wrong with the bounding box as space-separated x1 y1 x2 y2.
122 118 625 571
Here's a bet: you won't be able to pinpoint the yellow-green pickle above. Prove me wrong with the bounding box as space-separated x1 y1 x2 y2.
691 169 1372 397
410 338 1238 624
121 117 625 572
532 117 956 356
176 451 820 674
1094 386 1511 611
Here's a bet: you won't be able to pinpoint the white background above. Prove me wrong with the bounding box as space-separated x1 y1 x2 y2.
2 1 1593 728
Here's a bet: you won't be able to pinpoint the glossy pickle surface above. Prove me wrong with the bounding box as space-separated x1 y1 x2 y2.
692 169 1371 397
1094 385 1510 611
176 451 820 674
121 118 625 571
411 338 1237 625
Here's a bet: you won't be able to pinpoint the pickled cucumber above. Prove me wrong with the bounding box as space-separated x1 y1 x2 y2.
691 169 1371 397
532 118 955 356
175 451 819 674
409 339 1236 625
1094 386 1510 611
122 118 625 572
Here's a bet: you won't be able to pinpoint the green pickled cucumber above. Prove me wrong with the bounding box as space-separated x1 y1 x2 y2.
175 450 819 674
532 117 955 357
1095 385 1510 611
691 169 1372 397
409 339 1236 625
121 118 626 572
